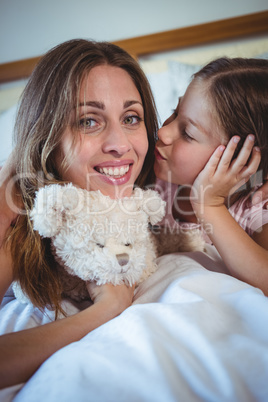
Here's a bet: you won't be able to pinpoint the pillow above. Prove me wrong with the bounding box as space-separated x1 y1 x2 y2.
0 104 17 165
146 69 175 125
167 60 201 101
256 52 268 59
145 61 200 125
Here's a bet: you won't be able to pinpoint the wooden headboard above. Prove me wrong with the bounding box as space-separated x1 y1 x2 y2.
0 10 267 84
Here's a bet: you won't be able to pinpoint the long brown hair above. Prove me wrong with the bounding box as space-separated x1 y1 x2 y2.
192 57 268 202
9 39 158 315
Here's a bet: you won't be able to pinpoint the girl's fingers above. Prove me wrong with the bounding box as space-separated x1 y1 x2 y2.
238 146 261 180
204 145 226 175
231 135 256 172
216 136 241 173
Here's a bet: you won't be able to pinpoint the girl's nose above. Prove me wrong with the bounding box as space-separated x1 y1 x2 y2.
157 124 175 145
102 125 131 156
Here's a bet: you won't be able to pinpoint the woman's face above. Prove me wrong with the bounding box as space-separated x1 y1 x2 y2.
57 65 148 198
154 81 226 185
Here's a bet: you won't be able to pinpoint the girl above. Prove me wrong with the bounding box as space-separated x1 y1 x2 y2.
0 38 158 388
155 57 268 294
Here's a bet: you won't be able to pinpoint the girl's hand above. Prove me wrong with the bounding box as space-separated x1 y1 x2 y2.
191 135 261 213
86 281 135 315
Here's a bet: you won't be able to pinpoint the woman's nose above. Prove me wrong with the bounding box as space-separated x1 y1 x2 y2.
102 124 131 155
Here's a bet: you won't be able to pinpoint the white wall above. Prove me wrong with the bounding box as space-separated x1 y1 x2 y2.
0 0 267 64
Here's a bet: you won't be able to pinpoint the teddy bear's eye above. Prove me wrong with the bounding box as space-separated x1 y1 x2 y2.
125 243 131 247
96 243 104 248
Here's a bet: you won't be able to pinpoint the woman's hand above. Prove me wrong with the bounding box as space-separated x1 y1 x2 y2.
191 135 261 214
86 281 135 315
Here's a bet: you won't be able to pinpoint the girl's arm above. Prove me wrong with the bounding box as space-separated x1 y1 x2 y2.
0 246 135 389
191 135 268 295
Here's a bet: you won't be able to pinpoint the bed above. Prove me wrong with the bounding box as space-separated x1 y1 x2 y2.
0 10 268 402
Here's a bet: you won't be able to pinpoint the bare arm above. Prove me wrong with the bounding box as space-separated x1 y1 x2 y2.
0 281 135 389
191 135 268 295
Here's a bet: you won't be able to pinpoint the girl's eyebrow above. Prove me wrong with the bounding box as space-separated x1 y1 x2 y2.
78 100 143 110
188 117 210 137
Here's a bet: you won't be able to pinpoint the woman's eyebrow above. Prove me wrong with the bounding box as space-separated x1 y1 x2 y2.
124 100 143 109
78 101 105 109
77 100 143 109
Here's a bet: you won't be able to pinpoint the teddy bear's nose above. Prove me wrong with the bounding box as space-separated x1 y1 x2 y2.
116 253 129 267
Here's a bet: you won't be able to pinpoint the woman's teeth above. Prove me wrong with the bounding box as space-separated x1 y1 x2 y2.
98 165 130 177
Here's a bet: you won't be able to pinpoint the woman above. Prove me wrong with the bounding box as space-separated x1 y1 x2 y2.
0 38 157 389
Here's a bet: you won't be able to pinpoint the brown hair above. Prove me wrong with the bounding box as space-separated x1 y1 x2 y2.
193 57 268 200
9 39 158 315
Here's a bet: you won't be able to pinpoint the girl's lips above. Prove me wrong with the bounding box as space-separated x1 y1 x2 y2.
155 148 166 160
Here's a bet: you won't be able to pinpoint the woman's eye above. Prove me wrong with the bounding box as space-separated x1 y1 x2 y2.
123 115 142 125
79 118 98 129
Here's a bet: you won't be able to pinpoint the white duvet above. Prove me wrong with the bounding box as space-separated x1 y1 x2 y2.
1 246 268 402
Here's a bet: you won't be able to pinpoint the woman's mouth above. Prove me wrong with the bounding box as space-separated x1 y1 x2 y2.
96 165 130 178
94 163 133 182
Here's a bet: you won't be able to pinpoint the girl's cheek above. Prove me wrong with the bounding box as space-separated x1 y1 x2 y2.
171 145 183 163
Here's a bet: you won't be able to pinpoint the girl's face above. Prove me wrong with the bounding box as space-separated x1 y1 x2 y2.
154 81 227 185
57 65 148 198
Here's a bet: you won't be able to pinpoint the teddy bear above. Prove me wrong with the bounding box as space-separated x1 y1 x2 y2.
13 183 205 303
13 184 166 302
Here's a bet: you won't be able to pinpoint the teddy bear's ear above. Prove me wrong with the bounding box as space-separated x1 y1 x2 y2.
30 184 66 238
139 189 166 225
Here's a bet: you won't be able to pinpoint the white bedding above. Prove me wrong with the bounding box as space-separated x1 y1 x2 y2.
1 246 268 402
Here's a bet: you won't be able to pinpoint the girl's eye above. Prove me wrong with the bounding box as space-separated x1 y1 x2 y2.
182 130 194 142
123 115 142 125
